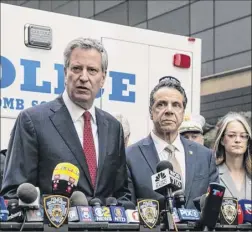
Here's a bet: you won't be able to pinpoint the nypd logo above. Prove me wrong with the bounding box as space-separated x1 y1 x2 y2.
137 199 159 229
44 195 69 228
220 198 238 225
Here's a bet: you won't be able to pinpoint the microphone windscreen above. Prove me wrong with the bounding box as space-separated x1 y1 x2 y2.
156 160 173 172
118 200 136 210
173 190 184 197
193 196 201 211
52 162 80 197
70 191 88 207
89 198 103 206
17 183 38 203
106 197 118 206
200 194 207 211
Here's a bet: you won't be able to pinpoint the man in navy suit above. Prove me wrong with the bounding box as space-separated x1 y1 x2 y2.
1 38 129 200
126 77 219 209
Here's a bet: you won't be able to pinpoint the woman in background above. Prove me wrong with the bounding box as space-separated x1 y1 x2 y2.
213 112 251 200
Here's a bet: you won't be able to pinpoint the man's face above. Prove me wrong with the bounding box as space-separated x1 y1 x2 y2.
182 132 204 145
151 87 185 136
65 47 106 109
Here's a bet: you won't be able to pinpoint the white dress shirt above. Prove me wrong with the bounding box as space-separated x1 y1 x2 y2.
151 131 186 190
62 90 99 164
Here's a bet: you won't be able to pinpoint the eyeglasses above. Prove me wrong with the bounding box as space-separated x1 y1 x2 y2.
224 133 250 141
159 76 181 84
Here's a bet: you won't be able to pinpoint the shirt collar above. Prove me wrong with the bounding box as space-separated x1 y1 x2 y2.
62 90 96 123
151 130 183 154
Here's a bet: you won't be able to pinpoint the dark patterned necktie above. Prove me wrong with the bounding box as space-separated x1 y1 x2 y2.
83 111 97 188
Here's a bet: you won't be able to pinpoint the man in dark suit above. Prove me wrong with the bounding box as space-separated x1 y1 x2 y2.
1 38 129 200
126 77 219 209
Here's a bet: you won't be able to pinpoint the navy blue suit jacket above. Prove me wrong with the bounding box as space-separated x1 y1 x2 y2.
126 135 219 209
1 96 130 201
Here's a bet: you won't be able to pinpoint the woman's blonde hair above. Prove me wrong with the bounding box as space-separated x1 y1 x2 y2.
213 112 251 175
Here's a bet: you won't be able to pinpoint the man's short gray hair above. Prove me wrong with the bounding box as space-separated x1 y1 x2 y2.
63 37 108 73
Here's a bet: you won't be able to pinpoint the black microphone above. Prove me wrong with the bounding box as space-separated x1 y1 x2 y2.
7 199 24 222
193 196 201 212
69 191 94 222
17 183 40 209
152 161 182 231
90 198 112 222
199 182 225 230
174 191 200 222
152 161 182 195
152 161 182 213
106 197 127 223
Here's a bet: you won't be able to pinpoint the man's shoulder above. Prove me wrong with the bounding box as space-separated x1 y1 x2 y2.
126 137 150 154
20 97 61 118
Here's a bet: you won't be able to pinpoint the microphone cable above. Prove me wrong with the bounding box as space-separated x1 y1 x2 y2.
19 209 27 232
172 214 178 232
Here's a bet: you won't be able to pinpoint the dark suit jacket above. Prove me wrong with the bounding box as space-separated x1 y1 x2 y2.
126 135 219 209
1 96 130 200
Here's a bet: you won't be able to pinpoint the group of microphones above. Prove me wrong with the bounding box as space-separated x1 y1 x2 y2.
1 160 252 231
150 160 252 231
0 162 140 231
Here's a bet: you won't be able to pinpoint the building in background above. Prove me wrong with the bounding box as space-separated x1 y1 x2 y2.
3 0 251 125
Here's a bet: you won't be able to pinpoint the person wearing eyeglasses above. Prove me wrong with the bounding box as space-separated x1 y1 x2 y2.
213 112 251 200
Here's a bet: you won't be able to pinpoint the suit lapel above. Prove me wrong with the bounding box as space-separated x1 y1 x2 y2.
95 108 108 191
219 163 238 197
181 137 197 203
140 135 159 174
49 96 92 187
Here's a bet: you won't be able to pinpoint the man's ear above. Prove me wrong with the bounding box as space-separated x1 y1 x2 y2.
150 112 153 120
100 72 106 87
64 68 67 85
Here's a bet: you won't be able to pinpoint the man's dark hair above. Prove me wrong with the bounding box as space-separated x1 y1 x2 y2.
149 77 187 115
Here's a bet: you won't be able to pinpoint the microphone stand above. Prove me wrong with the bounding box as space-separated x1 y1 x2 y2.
164 188 175 231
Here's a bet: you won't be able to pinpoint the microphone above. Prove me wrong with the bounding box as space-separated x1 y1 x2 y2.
219 197 238 225
238 203 244 224
199 183 226 230
152 161 181 230
90 198 112 222
7 199 24 222
120 201 139 224
152 160 182 194
69 191 94 222
17 183 40 209
106 197 127 223
43 163 80 228
193 196 201 212
174 190 200 222
0 196 9 221
152 161 182 213
52 162 80 197
239 199 252 224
